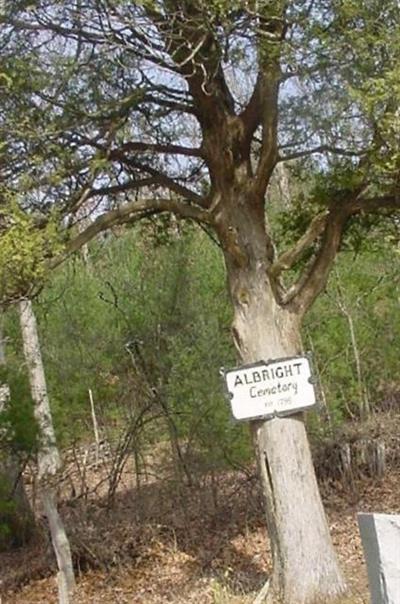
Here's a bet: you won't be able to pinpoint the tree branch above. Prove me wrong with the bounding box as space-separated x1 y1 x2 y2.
269 211 328 277
284 192 400 315
148 7 235 129
283 206 348 315
57 197 212 263
353 193 400 213
240 73 263 142
117 141 203 158
87 178 156 199
253 72 280 197
107 152 207 206
278 145 368 162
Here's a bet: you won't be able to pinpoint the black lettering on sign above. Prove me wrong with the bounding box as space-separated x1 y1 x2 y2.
234 375 243 386
231 359 304 390
253 371 261 383
293 362 302 375
284 365 293 377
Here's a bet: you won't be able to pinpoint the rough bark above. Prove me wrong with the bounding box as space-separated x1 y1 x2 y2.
19 299 76 602
217 201 347 604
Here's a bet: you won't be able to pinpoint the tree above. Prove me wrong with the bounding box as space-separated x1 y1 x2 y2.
1 1 399 602
0 150 74 595
19 298 76 602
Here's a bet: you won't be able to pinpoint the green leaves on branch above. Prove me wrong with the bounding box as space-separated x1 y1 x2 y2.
329 1 400 179
350 68 400 178
0 199 64 306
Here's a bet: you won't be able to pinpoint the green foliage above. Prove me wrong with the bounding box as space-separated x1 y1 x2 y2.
0 366 38 456
0 199 64 306
0 486 15 547
1 0 399 473
0 350 36 550
305 243 400 427
0 316 38 456
0 473 34 551
2 218 398 485
310 0 400 183
3 0 398 214
24 226 252 474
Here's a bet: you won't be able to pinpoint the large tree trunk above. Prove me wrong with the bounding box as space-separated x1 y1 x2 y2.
218 203 347 604
19 299 76 602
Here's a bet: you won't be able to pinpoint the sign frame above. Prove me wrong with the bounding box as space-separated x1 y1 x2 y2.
222 353 320 422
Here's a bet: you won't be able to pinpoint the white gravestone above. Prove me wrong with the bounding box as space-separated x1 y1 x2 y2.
358 513 400 604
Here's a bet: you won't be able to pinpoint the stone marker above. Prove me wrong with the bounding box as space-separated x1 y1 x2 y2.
357 513 400 604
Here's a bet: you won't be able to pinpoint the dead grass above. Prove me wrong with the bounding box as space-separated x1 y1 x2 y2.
1 432 399 603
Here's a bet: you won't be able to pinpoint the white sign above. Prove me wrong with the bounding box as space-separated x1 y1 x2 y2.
224 355 317 421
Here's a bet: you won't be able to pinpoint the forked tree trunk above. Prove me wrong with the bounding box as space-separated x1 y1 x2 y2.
19 299 76 602
218 203 347 604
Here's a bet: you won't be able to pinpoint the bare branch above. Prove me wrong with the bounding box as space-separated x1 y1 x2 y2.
118 141 203 158
107 152 207 206
8 17 103 44
173 34 208 68
87 178 156 199
278 145 368 162
145 94 196 115
57 197 212 263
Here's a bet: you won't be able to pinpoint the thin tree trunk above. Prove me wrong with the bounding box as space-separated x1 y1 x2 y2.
334 269 370 420
0 319 6 365
306 330 333 432
88 388 100 465
19 299 76 601
219 205 347 604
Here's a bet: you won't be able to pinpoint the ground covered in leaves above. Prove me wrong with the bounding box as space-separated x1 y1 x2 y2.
1 430 399 603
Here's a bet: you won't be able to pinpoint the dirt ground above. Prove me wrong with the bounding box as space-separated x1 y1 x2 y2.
1 460 399 604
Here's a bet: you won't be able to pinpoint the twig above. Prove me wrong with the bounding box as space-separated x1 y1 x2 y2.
88 388 100 464
253 579 270 604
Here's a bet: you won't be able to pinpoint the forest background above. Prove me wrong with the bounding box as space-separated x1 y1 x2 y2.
1 210 399 512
